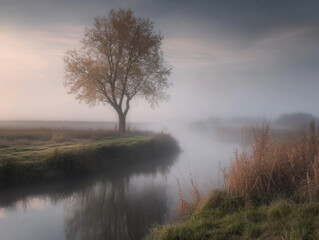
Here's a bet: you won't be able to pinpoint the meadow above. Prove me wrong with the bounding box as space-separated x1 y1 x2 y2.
0 128 180 186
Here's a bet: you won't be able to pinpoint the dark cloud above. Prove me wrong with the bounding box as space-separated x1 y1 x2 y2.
162 1 319 48
2 0 319 44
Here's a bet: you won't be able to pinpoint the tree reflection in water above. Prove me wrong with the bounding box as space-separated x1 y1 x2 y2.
64 155 177 240
65 178 168 240
0 155 178 240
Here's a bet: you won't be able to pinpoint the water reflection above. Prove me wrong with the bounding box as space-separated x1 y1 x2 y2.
0 122 247 240
0 154 177 207
0 155 177 240
65 179 167 240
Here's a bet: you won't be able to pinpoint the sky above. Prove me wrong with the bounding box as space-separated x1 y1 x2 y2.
1 0 319 122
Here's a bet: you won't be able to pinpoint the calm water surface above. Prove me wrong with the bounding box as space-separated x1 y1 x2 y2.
0 121 240 240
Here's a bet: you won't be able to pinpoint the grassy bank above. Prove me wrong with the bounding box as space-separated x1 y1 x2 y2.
146 123 319 240
146 190 319 240
0 129 180 186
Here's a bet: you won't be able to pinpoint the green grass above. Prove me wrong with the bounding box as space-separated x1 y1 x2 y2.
146 190 319 240
0 135 151 162
146 123 319 240
0 130 180 186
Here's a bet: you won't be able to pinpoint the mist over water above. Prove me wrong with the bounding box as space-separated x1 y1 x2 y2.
0 112 317 239
0 120 242 240
1 0 318 238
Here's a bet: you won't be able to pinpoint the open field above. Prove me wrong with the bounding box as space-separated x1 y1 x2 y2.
0 129 180 186
0 128 146 146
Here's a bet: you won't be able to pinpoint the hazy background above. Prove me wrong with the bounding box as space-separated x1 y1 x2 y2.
1 0 319 122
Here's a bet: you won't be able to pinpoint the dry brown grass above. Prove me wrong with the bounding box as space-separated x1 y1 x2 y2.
224 122 319 203
176 178 191 219
176 174 202 219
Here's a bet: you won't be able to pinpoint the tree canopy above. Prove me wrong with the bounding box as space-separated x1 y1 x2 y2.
64 9 171 132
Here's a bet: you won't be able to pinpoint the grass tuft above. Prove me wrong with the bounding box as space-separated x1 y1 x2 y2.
224 122 319 203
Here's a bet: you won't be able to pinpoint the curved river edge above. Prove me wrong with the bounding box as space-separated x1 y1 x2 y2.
0 133 180 187
145 189 319 240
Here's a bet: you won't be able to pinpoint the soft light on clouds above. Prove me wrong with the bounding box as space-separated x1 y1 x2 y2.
163 38 256 67
1 0 319 122
0 27 48 80
0 209 6 219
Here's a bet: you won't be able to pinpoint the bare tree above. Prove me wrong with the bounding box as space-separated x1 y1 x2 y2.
64 9 171 132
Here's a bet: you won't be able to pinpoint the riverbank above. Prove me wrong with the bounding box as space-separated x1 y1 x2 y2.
0 129 180 186
146 190 319 240
146 123 319 240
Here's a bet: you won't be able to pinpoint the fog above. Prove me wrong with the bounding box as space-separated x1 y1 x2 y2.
1 0 319 122
1 2 319 239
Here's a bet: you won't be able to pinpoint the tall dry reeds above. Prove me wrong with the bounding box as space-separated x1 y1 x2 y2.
224 122 319 203
176 174 202 219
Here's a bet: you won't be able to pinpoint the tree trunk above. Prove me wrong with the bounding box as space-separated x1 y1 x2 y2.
118 113 126 133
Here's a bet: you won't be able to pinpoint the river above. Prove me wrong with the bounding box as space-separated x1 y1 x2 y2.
0 121 241 240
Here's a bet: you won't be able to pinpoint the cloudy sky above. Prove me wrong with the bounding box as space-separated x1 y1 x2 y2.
1 0 319 122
